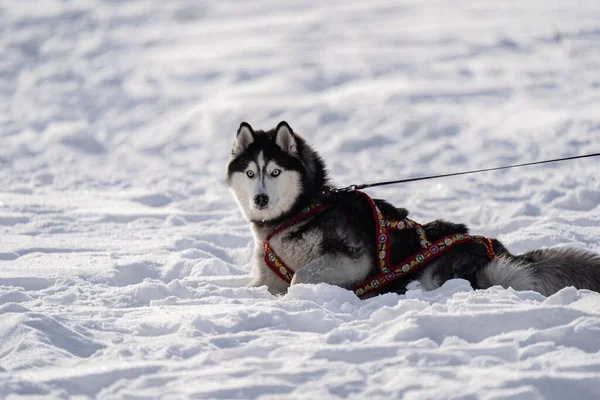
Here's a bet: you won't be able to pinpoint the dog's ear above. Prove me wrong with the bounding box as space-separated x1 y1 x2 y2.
232 122 255 156
275 121 298 154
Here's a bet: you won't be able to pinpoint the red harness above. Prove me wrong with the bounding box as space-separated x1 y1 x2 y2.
263 191 496 298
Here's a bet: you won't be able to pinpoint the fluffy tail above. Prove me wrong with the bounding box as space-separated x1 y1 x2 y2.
476 248 600 296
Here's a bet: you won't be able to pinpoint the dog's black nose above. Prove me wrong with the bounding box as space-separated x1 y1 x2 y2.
254 194 269 208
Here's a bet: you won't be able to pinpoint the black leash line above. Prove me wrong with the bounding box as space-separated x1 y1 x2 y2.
332 152 600 193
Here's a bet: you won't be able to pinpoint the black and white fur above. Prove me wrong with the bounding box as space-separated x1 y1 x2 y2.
226 121 600 297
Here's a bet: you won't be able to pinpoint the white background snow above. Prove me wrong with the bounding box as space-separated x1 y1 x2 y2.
2 1 600 398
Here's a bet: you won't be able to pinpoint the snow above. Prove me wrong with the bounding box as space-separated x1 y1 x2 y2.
1 0 600 398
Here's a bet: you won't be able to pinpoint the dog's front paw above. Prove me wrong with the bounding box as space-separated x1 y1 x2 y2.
248 278 263 288
248 277 288 296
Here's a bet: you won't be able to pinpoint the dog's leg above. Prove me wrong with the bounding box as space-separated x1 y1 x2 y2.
290 253 372 289
248 246 290 295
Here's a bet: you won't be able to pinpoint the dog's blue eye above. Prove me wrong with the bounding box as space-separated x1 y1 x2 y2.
271 169 281 177
246 170 255 178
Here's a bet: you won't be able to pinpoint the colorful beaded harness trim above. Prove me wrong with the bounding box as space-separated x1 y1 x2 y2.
263 191 496 298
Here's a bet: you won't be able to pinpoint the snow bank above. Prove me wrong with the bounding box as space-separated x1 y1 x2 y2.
1 1 600 398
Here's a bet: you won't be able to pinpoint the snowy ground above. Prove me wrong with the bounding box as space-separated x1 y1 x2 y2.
2 1 600 398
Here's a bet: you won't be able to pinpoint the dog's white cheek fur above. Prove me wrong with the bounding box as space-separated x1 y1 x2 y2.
229 172 256 221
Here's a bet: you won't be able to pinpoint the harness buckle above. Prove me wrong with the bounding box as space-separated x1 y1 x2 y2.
320 184 357 198
334 184 358 193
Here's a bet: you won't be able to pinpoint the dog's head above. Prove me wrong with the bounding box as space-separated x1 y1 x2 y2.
226 121 326 223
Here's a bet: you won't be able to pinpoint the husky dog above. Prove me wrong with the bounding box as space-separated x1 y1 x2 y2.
226 121 600 297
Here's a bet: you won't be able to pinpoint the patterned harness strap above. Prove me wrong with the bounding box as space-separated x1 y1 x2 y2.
352 192 496 297
263 191 496 298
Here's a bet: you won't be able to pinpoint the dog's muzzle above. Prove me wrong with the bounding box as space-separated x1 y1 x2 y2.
254 194 269 208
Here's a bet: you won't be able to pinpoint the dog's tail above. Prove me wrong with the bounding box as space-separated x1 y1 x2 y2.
476 247 600 296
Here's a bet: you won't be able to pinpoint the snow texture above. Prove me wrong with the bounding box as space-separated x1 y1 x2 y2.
1 1 600 399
